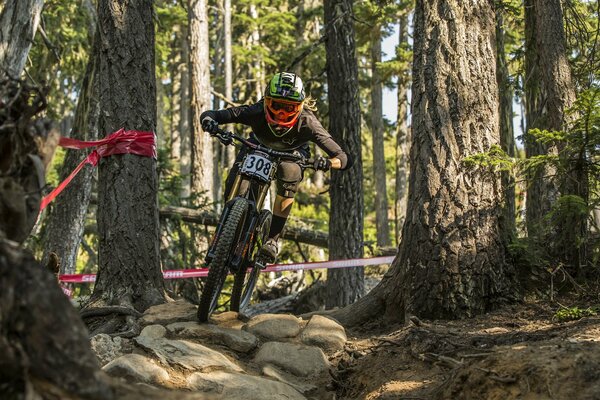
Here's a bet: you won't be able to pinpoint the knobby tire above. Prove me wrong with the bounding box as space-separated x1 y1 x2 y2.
197 199 249 322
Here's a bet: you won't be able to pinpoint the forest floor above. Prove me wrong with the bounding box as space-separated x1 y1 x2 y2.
331 297 600 400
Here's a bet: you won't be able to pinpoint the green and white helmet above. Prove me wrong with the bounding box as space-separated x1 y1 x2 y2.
264 72 306 129
265 72 305 102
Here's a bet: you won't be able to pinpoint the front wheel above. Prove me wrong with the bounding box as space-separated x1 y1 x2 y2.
197 199 249 322
230 209 272 312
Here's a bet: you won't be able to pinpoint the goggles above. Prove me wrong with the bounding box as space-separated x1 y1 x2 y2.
264 97 303 128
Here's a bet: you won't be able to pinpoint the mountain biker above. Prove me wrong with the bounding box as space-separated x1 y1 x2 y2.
200 72 351 263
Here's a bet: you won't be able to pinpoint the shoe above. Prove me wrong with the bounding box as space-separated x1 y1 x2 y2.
259 238 279 264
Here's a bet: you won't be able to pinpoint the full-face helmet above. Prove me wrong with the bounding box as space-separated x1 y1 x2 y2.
264 72 305 132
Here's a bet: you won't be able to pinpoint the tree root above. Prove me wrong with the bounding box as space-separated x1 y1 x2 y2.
80 305 142 319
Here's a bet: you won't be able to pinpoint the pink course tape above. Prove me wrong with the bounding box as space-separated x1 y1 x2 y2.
59 255 396 283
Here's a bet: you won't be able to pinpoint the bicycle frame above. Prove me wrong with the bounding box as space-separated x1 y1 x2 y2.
205 148 277 272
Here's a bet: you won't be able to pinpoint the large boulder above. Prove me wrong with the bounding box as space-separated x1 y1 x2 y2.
243 314 302 340
299 315 347 352
135 335 242 373
254 342 329 377
139 300 197 326
166 321 259 353
103 354 169 385
187 370 306 400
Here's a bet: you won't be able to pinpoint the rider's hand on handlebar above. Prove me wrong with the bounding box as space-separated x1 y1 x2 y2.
313 156 332 172
218 133 233 145
201 117 219 134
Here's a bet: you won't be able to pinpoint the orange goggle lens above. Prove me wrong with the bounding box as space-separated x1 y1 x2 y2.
265 97 302 122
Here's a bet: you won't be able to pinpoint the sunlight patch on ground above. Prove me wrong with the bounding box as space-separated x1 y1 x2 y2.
367 379 431 399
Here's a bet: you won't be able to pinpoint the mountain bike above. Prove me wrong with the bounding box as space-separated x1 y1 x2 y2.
197 127 314 322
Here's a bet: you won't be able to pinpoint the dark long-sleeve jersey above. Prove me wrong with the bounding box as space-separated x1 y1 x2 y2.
200 100 351 170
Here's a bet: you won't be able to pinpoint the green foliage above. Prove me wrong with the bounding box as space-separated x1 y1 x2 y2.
553 306 597 322
462 144 515 172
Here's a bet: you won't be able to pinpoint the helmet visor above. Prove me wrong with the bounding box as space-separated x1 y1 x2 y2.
265 97 302 127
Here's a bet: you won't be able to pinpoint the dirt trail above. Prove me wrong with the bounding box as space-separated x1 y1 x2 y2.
331 301 600 400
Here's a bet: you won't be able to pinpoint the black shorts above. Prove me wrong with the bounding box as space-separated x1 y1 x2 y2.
224 137 309 199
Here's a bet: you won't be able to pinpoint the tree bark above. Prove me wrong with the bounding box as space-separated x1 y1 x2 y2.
333 0 514 325
0 0 43 79
532 0 581 268
495 6 516 241
92 0 165 312
524 0 560 237
395 11 411 244
370 23 391 247
324 0 364 308
0 241 113 399
223 0 235 167
41 33 100 274
179 25 192 200
189 0 214 206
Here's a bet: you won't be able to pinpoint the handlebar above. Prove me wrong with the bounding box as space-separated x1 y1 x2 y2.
211 127 314 168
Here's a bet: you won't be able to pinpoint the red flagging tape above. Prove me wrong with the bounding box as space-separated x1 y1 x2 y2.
40 129 156 211
58 255 396 283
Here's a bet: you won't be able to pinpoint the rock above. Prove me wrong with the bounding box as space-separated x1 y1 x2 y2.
262 363 317 395
139 324 167 340
103 354 169 385
254 342 329 377
90 333 124 366
139 299 197 326
211 311 247 329
135 335 242 373
300 315 347 351
187 370 306 400
244 313 302 340
166 321 259 353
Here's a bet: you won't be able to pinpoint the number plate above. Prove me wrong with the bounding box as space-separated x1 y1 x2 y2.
241 153 273 182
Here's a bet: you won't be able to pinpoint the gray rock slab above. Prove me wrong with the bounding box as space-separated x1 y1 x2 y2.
167 321 259 353
139 324 167 339
187 370 306 400
262 363 317 395
135 335 242 373
90 334 124 366
244 313 301 340
103 354 169 385
254 342 329 377
300 315 347 351
139 300 196 326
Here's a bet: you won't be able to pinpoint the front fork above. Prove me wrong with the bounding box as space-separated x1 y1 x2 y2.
204 174 269 271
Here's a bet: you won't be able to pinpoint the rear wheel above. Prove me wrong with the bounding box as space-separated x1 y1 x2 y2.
197 199 249 322
230 209 272 312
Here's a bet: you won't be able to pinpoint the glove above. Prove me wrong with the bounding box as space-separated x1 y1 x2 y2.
201 117 219 134
313 156 332 172
218 133 233 146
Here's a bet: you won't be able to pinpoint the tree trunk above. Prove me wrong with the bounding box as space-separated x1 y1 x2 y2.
189 0 214 206
0 241 113 399
332 0 514 325
533 0 581 269
0 0 43 79
169 27 182 161
41 33 100 274
370 23 391 247
495 6 516 241
179 26 192 200
223 0 235 167
324 0 364 308
92 0 165 312
395 11 411 244
524 0 559 237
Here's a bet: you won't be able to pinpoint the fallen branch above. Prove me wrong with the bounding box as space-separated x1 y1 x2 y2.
160 205 329 247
